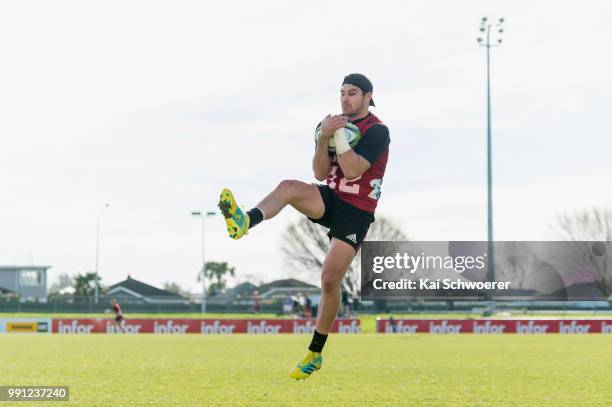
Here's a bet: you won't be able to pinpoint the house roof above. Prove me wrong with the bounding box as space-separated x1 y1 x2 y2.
207 282 257 302
108 275 184 298
258 278 318 293
228 282 257 295
0 266 52 271
548 282 607 300
207 278 319 304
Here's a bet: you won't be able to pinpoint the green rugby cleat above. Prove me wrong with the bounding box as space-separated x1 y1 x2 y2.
289 350 323 380
218 188 250 240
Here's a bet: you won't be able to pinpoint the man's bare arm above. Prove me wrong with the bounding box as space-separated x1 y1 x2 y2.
312 114 347 181
313 137 331 181
336 150 371 180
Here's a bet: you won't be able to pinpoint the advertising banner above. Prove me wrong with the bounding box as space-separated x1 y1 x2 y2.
376 319 612 334
0 318 51 334
51 318 360 334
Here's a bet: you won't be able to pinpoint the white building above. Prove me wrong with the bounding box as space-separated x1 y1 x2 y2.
0 265 50 301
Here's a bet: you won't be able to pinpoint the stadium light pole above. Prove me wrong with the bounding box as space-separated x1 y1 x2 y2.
191 210 217 313
95 203 110 304
477 17 505 287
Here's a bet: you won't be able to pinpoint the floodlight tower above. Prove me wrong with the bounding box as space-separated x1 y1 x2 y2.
477 17 505 285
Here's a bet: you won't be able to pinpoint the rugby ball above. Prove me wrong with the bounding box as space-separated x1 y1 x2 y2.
315 122 361 153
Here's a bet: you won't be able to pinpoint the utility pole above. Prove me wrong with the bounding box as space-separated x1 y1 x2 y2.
191 210 216 313
95 203 110 303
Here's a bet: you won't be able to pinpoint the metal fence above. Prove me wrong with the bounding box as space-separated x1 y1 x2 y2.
0 295 611 314
0 295 284 314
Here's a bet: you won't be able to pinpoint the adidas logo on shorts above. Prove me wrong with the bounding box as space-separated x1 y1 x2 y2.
345 234 357 244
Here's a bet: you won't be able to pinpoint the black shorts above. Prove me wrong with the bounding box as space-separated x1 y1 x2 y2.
115 315 124 323
308 185 374 251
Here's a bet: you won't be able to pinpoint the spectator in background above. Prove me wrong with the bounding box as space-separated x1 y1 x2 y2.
252 290 261 314
297 292 306 316
291 295 300 316
389 316 396 333
351 291 360 314
282 295 293 315
341 289 351 317
304 293 312 318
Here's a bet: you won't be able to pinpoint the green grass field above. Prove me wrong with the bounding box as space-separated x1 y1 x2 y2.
2 334 612 406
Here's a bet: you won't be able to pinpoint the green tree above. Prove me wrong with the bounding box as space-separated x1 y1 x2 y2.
199 262 236 296
281 215 408 297
48 273 75 294
552 207 612 295
73 272 101 297
163 281 190 297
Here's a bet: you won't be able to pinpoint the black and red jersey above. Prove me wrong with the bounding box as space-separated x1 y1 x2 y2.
112 303 122 315
325 113 390 213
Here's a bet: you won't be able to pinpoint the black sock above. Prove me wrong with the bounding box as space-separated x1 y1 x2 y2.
308 330 328 353
246 208 263 229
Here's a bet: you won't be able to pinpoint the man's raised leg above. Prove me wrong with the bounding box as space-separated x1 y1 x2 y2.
218 180 324 240
255 179 324 220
